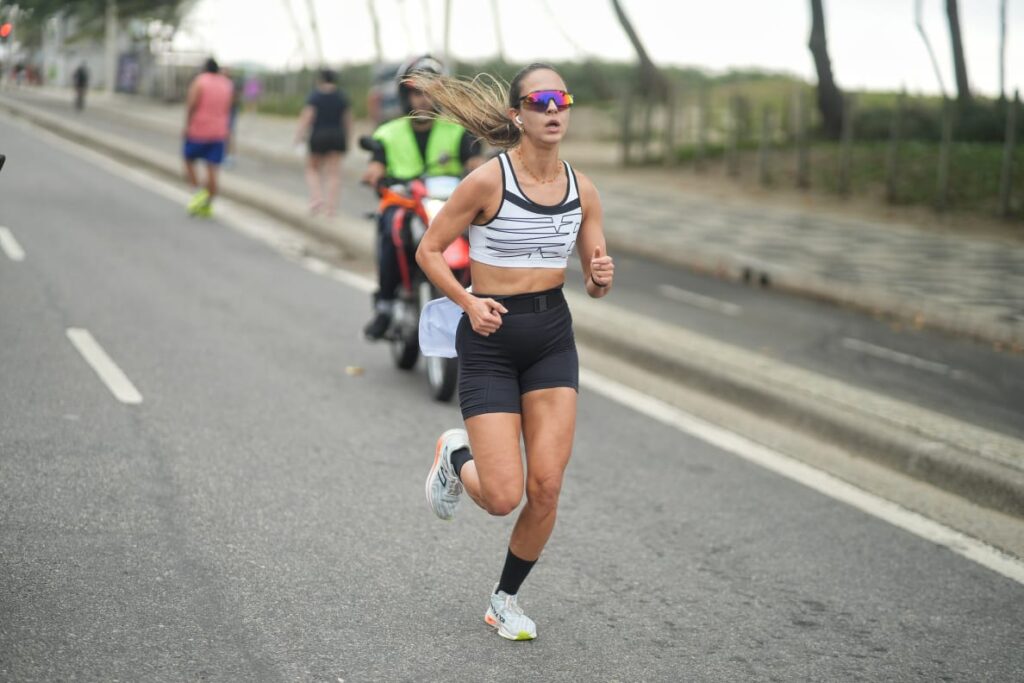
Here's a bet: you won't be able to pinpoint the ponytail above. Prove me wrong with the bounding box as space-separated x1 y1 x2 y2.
406 72 522 149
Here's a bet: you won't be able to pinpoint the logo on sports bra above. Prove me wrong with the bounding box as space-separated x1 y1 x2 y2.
485 211 582 261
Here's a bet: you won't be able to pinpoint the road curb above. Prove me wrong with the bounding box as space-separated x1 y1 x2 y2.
5 95 1022 519
604 236 1024 349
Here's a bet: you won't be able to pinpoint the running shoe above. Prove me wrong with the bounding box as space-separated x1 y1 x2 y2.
425 428 467 520
187 189 210 216
485 587 537 641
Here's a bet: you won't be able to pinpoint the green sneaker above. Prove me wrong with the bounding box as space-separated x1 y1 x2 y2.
187 189 210 216
195 201 213 218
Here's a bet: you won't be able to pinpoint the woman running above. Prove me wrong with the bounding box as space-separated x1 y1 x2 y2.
415 63 614 641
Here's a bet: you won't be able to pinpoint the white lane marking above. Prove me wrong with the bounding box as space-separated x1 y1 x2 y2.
66 328 143 405
0 226 26 261
841 337 963 378
300 256 375 293
579 368 1024 587
658 284 742 316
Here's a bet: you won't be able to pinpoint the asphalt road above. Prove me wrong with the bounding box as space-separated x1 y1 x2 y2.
2 115 1023 681
8 90 1024 441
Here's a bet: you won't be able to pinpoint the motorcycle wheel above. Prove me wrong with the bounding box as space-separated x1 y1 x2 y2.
426 354 458 402
391 297 420 370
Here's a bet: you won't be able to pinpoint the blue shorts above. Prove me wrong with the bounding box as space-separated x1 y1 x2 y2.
183 139 225 164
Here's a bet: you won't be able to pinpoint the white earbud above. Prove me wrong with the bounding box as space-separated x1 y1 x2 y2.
515 116 523 125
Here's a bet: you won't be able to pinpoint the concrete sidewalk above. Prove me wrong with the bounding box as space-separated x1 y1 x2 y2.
3 88 1023 521
10 85 1023 347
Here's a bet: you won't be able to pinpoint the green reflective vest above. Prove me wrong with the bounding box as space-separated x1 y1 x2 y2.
372 117 466 180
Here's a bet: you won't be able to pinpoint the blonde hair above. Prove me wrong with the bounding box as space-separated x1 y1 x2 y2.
406 71 521 148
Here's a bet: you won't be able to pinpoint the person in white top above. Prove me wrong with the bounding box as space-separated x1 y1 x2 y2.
415 63 614 641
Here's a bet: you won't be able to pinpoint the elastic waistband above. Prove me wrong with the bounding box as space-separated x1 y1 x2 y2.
473 286 566 315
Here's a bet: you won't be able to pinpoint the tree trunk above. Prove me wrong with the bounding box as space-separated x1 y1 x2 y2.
609 0 668 101
304 0 325 66
808 0 843 139
946 0 971 103
999 0 1007 101
490 0 506 62
104 0 117 94
367 0 383 63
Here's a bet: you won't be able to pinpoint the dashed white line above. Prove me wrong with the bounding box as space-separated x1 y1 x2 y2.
841 337 962 378
579 367 1024 587
0 226 26 261
658 284 742 316
66 328 143 405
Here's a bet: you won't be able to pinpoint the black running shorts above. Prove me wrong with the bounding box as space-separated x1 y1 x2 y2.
309 129 347 155
456 286 579 420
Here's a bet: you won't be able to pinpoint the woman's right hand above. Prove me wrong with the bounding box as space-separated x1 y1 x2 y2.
464 297 508 336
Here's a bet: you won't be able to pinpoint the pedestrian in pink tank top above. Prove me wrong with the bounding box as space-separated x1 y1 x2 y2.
183 58 233 217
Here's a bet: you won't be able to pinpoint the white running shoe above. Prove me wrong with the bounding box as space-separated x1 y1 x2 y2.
425 428 468 520
485 588 538 641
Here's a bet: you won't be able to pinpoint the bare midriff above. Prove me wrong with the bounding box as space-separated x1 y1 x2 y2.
469 261 567 297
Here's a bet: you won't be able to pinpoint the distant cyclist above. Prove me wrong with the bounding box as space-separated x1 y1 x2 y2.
183 58 233 217
360 55 484 340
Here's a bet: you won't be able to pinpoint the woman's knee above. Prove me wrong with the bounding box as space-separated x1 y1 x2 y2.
526 473 563 510
480 484 523 517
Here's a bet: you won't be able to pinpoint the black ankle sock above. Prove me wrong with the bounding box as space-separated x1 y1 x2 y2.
450 447 473 478
496 548 537 596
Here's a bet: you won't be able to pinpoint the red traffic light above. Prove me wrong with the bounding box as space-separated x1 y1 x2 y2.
0 23 12 38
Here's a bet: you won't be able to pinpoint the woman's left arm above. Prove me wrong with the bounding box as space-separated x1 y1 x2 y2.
574 171 614 299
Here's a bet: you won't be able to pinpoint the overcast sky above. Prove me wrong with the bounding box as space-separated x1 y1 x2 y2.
173 0 1024 97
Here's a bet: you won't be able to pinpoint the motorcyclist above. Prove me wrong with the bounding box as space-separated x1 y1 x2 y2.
361 55 485 340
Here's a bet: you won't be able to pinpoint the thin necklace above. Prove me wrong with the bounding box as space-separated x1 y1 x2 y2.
515 147 562 184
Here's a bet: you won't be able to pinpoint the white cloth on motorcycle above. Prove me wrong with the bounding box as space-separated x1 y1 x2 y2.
419 296 462 358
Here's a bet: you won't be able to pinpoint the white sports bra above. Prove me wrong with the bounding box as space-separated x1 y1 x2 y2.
468 152 583 269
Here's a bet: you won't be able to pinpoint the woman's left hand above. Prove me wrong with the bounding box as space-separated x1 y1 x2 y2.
590 245 614 288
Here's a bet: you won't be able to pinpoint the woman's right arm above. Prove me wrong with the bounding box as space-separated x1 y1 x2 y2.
294 105 314 144
416 160 508 335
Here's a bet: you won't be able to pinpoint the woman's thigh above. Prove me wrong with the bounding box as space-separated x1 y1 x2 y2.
521 387 577 497
465 412 525 505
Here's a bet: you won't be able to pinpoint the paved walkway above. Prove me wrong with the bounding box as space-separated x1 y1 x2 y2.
5 85 1023 345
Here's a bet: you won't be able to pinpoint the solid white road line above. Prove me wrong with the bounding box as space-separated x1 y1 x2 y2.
66 328 143 405
841 337 962 378
300 256 375 293
579 367 1024 587
0 226 26 261
658 284 742 316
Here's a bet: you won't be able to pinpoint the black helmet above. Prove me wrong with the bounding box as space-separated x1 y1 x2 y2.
397 54 447 114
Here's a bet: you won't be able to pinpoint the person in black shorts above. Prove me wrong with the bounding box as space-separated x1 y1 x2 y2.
415 64 614 640
72 62 89 112
295 69 351 216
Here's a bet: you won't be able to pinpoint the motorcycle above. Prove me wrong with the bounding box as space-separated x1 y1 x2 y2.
359 136 470 402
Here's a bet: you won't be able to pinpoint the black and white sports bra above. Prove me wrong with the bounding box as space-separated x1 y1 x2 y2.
468 152 583 269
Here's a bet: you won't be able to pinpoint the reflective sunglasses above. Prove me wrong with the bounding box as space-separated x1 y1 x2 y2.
519 90 574 112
